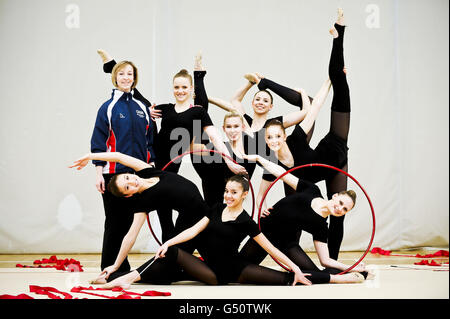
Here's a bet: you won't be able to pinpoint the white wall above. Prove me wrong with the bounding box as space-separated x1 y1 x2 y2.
0 0 448 253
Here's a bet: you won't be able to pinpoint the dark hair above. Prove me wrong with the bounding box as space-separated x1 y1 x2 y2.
253 89 273 104
107 174 126 197
225 174 249 192
264 119 286 134
339 190 357 207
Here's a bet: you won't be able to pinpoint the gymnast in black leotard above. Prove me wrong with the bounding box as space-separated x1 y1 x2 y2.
145 64 246 242
208 65 311 166
257 10 352 259
69 151 209 282
239 154 368 282
99 175 366 289
190 112 260 206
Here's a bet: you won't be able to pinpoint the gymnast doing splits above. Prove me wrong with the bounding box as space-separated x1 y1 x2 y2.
99 174 365 290
255 9 352 259
69 151 210 282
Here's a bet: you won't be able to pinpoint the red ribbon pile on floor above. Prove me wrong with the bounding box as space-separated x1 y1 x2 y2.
370 247 449 267
16 256 84 272
370 247 449 258
0 285 171 299
413 260 445 266
70 286 171 299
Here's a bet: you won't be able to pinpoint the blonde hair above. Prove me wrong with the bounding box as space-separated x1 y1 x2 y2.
111 61 138 89
223 111 244 126
173 69 193 85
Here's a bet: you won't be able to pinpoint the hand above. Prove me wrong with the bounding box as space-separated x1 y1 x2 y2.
226 160 248 175
155 243 169 259
261 207 273 218
96 174 105 194
242 154 259 162
69 154 91 170
352 262 366 273
292 268 312 286
150 104 161 121
100 265 118 280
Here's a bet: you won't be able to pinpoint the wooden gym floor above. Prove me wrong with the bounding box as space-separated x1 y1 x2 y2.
0 249 448 300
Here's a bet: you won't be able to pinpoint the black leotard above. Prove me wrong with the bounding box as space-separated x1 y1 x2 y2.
260 179 329 249
193 133 259 207
262 125 348 193
154 104 213 172
243 113 282 157
238 178 367 280
195 203 261 284
131 168 209 237
136 201 338 285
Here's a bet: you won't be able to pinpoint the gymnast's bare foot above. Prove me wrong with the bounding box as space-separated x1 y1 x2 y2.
97 49 113 64
101 270 140 290
101 277 131 290
329 8 345 38
336 8 345 26
89 273 107 285
194 51 204 71
244 73 261 85
331 272 365 284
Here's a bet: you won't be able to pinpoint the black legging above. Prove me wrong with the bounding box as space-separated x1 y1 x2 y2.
100 173 135 273
258 24 350 259
238 236 368 281
325 23 350 259
257 77 316 144
136 246 332 285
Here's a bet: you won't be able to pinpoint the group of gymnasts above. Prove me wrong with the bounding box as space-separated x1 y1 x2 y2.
70 9 371 288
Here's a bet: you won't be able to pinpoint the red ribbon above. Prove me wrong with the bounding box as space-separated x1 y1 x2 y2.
1 285 171 300
0 294 34 299
16 255 83 272
70 286 171 299
414 260 445 267
371 247 449 258
29 285 74 299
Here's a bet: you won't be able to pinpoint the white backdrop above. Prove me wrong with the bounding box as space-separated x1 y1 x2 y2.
0 0 448 254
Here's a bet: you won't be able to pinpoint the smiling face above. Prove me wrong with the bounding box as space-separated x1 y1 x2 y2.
224 181 248 208
114 173 142 197
223 116 244 142
173 76 193 103
115 64 135 92
327 193 355 217
252 90 273 115
265 124 286 152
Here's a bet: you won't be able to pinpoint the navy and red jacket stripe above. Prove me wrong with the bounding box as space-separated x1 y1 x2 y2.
90 89 156 174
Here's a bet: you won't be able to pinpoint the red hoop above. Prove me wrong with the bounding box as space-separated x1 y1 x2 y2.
146 150 256 246
258 163 375 275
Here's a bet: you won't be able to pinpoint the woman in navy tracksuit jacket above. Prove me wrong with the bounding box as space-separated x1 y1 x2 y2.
91 60 157 279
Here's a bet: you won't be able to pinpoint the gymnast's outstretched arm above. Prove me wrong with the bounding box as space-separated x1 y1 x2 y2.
253 233 312 286
69 152 151 172
298 79 332 136
243 154 299 190
314 240 366 273
100 213 147 279
155 216 210 259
